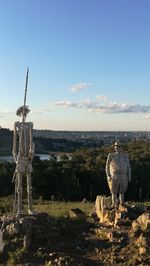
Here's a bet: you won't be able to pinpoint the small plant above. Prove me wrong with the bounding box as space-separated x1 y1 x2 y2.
7 247 27 265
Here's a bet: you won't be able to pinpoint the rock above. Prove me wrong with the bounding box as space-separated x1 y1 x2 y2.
23 234 31 249
95 227 126 243
139 246 147 255
0 230 4 252
1 212 53 253
89 207 99 222
6 221 20 236
68 208 86 219
114 208 131 228
132 212 150 231
99 209 115 225
95 195 116 225
47 261 53 266
114 218 131 228
95 195 112 212
134 233 150 254
95 228 113 241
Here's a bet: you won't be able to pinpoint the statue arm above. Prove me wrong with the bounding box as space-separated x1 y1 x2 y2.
105 154 112 182
126 154 131 182
29 123 34 161
12 123 17 163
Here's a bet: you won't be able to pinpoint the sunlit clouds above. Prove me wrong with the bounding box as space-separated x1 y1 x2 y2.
96 95 108 101
68 82 93 92
55 98 150 115
0 110 14 115
143 114 150 119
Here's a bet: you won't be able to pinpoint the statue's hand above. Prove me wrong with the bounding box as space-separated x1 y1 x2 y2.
12 152 17 163
29 150 34 160
107 175 112 182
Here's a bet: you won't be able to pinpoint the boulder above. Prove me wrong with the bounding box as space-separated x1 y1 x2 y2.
1 212 52 252
95 195 112 212
132 212 150 231
68 208 86 220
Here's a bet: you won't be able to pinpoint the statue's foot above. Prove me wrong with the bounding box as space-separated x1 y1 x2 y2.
120 203 128 210
120 202 126 207
111 204 118 209
28 210 34 215
16 210 22 217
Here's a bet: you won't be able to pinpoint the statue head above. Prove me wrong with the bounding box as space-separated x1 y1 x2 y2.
16 105 30 118
114 141 123 152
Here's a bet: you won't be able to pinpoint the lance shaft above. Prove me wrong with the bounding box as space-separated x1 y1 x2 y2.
23 67 29 122
17 67 29 161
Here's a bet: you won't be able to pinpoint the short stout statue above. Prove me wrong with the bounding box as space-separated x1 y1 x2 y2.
105 141 131 208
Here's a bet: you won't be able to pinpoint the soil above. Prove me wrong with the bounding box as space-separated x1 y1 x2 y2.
0 212 150 266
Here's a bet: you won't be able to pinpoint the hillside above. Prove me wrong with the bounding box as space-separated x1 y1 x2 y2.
0 128 13 155
0 128 102 156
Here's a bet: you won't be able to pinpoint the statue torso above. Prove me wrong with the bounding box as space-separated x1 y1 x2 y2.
15 121 33 158
109 152 129 175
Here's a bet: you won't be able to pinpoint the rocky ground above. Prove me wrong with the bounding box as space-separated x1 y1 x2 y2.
0 205 150 266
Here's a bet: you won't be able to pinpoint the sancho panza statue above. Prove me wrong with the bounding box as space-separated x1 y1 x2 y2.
105 141 131 208
12 68 34 216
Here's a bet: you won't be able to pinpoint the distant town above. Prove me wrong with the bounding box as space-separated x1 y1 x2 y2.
1 127 150 156
33 129 150 144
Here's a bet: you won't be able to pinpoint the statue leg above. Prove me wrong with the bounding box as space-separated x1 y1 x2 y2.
119 175 127 206
111 179 119 208
112 193 118 208
119 194 124 205
17 173 22 215
27 173 33 214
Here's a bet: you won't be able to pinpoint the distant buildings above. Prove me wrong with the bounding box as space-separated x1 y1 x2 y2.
33 129 150 145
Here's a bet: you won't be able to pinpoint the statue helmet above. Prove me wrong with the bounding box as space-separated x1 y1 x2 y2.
114 141 122 147
16 105 30 117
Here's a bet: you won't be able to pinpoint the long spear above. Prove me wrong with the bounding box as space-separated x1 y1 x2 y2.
22 67 29 122
18 67 29 153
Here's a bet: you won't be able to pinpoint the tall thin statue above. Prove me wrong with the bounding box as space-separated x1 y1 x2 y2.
12 68 34 216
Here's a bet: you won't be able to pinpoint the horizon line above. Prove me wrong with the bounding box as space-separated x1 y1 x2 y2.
1 127 150 133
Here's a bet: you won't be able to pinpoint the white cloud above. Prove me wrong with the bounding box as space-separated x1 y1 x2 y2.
89 103 150 114
143 114 150 119
54 100 150 114
31 108 51 115
78 98 92 108
0 110 14 115
68 82 93 92
55 100 77 108
96 95 108 101
55 99 94 109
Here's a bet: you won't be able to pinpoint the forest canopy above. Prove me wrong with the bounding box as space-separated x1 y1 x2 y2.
0 140 150 202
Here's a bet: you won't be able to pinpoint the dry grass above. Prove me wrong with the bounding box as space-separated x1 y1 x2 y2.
33 200 93 217
0 196 93 217
0 196 150 218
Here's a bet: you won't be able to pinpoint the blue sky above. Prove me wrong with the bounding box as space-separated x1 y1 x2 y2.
0 0 150 131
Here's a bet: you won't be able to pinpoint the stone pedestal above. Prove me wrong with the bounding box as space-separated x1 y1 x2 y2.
95 195 115 224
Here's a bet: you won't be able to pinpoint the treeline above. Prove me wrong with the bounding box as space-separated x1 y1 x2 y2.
0 140 150 201
0 128 13 155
